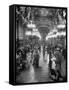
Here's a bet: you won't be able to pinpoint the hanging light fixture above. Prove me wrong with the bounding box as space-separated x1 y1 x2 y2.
33 28 38 32
27 20 36 28
46 31 66 40
57 24 66 29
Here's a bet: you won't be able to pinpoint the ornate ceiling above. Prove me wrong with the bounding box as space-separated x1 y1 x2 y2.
16 6 66 41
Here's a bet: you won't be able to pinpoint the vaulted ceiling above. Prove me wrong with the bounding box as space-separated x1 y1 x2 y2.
16 6 66 41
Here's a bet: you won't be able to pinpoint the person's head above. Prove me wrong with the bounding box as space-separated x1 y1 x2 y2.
56 47 61 51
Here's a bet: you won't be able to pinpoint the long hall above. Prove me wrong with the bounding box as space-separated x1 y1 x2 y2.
16 6 67 84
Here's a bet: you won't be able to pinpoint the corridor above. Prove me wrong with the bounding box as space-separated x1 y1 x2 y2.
16 6 67 84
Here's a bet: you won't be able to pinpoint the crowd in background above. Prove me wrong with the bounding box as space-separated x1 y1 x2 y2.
16 40 66 82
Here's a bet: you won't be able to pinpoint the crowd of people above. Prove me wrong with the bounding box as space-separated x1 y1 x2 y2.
16 43 66 82
49 46 66 82
16 45 40 73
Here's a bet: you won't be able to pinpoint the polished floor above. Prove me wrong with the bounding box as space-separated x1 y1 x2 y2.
16 61 53 83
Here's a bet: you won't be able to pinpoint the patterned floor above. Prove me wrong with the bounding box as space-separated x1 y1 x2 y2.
16 61 53 83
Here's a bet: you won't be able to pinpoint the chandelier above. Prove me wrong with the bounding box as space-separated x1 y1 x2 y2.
27 20 36 29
